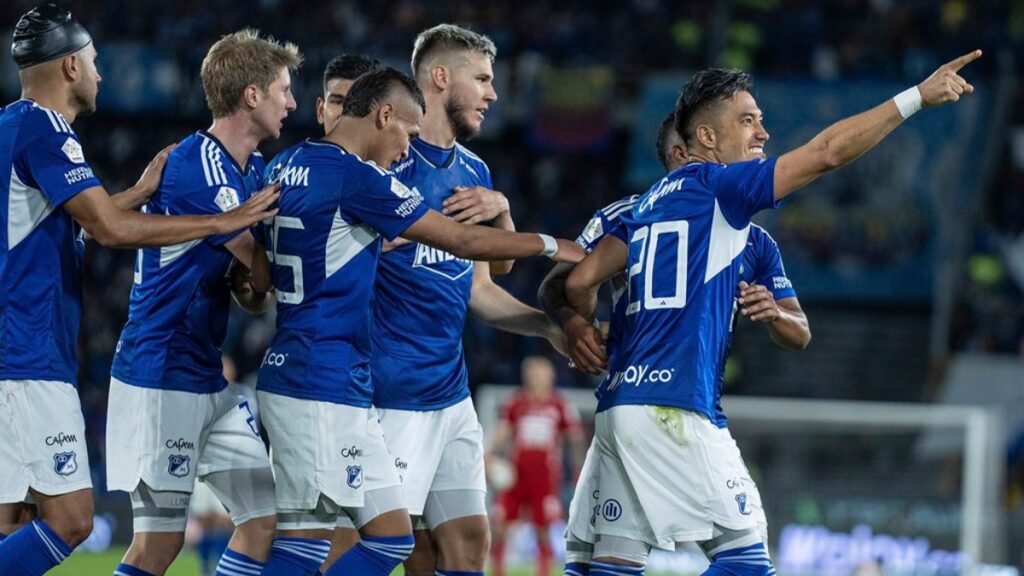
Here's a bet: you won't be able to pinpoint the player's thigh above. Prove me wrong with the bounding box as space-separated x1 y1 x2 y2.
339 409 408 531
565 439 601 544
0 380 92 502
377 406 448 516
257 391 368 512
106 378 211 494
429 399 485 496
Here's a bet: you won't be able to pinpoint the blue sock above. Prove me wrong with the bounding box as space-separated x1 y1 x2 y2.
565 561 592 576
216 548 265 576
590 561 645 576
325 533 414 576
113 564 157 576
434 571 485 576
0 519 72 575
702 542 775 576
261 537 330 576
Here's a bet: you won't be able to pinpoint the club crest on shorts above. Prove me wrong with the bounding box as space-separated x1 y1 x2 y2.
736 492 751 515
601 499 622 522
168 454 191 478
346 465 363 488
53 452 78 476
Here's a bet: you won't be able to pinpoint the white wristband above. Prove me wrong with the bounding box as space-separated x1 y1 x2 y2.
538 233 558 258
893 86 922 119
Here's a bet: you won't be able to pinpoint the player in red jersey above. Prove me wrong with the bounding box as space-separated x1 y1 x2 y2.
487 355 586 576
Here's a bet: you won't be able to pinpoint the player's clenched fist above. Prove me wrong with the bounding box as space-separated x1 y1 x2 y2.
738 281 779 323
918 49 981 107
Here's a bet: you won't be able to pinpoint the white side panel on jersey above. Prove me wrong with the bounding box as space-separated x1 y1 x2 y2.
704 199 750 283
325 208 378 278
160 239 202 267
7 169 56 250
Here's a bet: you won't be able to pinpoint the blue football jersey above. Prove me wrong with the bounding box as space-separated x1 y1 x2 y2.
598 159 779 425
0 100 100 385
263 139 309 185
257 139 428 406
371 139 493 411
112 131 264 393
576 195 638 397
739 224 796 303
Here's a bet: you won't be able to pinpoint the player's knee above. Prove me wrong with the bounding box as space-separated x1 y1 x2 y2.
235 513 277 546
403 544 437 576
54 511 93 547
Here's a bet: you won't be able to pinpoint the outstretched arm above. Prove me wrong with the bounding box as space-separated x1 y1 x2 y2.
443 185 516 274
469 262 567 356
774 49 981 200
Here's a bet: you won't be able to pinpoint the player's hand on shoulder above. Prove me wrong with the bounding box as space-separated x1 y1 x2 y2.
564 315 606 375
738 281 779 323
215 182 280 234
443 185 509 224
383 237 411 253
134 143 176 198
918 49 981 108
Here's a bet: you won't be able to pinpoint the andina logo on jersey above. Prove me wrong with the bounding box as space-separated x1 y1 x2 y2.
168 454 191 478
46 432 77 447
53 452 78 476
608 364 676 390
413 243 472 280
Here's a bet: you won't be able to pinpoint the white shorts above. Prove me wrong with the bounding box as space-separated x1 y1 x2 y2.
258 392 401 512
0 380 93 502
592 405 767 550
106 378 271 494
565 440 601 545
378 397 486 517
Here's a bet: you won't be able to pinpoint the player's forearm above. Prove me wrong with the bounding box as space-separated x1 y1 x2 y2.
767 307 811 350
470 282 555 339
232 285 274 314
91 210 225 249
109 184 151 211
538 263 586 329
251 244 273 294
488 210 516 275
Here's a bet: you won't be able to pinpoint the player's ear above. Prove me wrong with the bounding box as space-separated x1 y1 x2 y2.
242 84 261 110
696 124 716 149
61 53 79 82
315 97 326 126
376 102 394 129
430 64 448 91
671 144 687 165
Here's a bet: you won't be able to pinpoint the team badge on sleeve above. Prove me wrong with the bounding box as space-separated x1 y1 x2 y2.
581 217 604 244
346 464 364 488
214 186 240 212
390 177 414 199
53 452 78 476
168 454 191 478
61 137 85 163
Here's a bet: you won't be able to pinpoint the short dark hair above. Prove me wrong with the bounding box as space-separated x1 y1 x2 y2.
674 68 753 146
411 24 496 80
342 67 426 119
323 53 382 91
656 112 679 172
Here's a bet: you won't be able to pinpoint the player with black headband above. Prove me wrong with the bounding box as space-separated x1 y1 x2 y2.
0 5 278 574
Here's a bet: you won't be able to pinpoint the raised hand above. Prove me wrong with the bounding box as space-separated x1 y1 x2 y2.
134 143 176 197
919 49 981 108
564 315 606 375
442 186 510 224
215 182 280 234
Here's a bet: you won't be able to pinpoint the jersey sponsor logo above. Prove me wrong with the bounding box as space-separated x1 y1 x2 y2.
165 438 196 451
601 499 622 521
412 243 472 280
608 364 676 391
637 176 683 213
393 157 414 173
261 350 288 367
340 445 363 459
64 166 94 185
168 454 191 478
346 464 363 488
278 164 309 188
580 217 604 245
45 432 78 447
394 457 408 471
395 196 423 218
736 492 751 515
53 451 78 476
214 186 240 212
61 137 85 163
773 276 793 290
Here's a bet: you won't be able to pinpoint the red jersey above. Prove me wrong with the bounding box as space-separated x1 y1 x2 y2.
498 390 581 476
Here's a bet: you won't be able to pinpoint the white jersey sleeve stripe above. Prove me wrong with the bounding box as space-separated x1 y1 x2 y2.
213 147 228 184
43 109 62 133
200 139 215 186
57 114 72 133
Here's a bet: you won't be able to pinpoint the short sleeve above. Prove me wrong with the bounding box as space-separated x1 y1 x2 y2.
342 170 429 241
575 209 609 253
714 157 779 225
752 230 797 301
20 131 100 207
608 220 628 244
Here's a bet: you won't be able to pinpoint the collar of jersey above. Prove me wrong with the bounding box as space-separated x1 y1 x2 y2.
199 129 252 176
410 138 456 169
